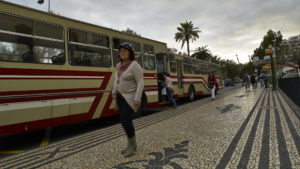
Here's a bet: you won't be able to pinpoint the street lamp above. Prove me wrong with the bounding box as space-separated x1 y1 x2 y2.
37 0 50 13
267 44 277 90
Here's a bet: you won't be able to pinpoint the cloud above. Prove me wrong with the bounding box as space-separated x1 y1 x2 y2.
4 0 300 63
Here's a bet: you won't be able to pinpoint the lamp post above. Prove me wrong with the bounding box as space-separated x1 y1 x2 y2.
37 0 50 13
266 45 277 90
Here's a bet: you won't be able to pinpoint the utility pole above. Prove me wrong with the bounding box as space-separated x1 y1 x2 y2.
265 46 277 90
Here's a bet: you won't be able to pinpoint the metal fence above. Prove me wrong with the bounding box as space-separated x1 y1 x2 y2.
278 77 300 107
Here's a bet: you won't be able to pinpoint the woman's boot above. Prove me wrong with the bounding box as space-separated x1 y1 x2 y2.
121 138 129 154
123 136 137 157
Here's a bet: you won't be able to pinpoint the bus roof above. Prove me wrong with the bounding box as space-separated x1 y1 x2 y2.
171 53 220 66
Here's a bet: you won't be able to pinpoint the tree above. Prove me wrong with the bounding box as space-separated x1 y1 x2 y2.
174 21 201 57
210 55 221 64
167 48 178 54
122 28 141 37
240 62 255 77
253 29 283 60
191 45 211 61
219 59 240 79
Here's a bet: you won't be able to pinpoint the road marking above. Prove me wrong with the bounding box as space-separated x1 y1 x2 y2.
0 150 24 154
40 128 52 147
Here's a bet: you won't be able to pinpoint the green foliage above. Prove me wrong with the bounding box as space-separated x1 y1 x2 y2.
240 62 255 77
219 59 240 79
253 29 283 60
174 21 201 57
191 46 211 61
210 55 221 64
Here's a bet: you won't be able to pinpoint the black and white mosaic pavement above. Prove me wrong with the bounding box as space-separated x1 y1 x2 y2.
0 88 299 169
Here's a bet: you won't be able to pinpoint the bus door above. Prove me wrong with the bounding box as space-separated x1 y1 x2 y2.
176 59 184 96
156 53 167 102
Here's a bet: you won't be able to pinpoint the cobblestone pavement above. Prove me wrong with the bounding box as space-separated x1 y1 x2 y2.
0 88 299 169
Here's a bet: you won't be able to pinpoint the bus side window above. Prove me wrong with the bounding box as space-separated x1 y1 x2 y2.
143 44 155 70
68 29 111 68
0 13 65 65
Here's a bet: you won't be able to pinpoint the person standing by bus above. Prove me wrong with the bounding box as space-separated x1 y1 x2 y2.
208 72 217 101
112 42 144 157
163 72 177 108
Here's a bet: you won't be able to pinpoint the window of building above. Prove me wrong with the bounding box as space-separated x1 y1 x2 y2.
0 13 65 65
68 28 111 67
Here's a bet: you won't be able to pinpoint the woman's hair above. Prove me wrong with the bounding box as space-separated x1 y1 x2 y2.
163 72 170 77
209 72 215 78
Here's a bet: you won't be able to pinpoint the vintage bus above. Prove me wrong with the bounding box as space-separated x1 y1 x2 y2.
160 53 221 102
0 1 221 137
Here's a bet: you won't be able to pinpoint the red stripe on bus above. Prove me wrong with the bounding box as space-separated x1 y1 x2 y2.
0 93 100 104
196 91 204 95
143 73 156 77
0 68 111 76
0 112 91 137
86 71 112 119
0 78 104 80
183 76 209 84
0 88 103 96
147 102 160 108
144 85 158 87
100 94 119 118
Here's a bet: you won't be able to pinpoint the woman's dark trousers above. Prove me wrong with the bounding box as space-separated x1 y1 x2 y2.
117 95 135 138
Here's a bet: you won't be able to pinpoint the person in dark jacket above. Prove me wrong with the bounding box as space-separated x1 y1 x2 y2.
250 74 256 89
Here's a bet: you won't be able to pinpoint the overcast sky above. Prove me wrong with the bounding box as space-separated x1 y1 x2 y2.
4 0 300 63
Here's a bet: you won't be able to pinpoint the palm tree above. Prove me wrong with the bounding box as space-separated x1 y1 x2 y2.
191 45 211 61
174 21 201 57
210 55 221 64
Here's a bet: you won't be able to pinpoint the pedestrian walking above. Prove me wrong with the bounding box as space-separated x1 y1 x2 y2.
263 74 268 88
259 74 264 88
243 73 249 90
208 72 217 100
250 74 256 89
112 42 144 157
163 72 177 107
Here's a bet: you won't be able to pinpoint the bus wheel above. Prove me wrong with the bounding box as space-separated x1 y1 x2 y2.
188 87 195 102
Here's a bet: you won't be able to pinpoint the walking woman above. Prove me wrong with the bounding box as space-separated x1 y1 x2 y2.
208 72 217 101
112 42 144 157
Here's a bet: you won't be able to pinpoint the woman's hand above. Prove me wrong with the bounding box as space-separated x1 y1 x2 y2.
134 100 141 110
